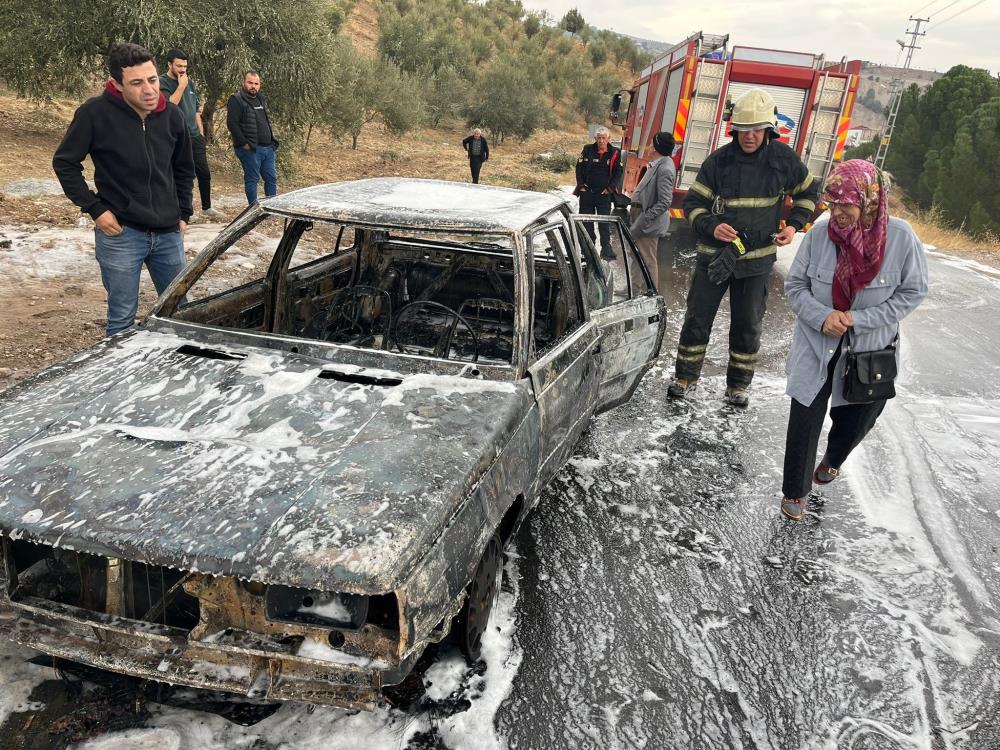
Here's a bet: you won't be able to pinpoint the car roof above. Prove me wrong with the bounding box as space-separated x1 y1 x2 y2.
260 177 568 234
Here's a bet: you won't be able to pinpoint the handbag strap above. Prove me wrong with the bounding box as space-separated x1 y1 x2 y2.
845 326 900 354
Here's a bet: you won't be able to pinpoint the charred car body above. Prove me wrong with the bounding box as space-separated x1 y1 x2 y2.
0 178 665 708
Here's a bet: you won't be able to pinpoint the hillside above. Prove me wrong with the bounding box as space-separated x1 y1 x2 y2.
852 63 942 130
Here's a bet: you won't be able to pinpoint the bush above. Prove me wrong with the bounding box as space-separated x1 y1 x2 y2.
531 149 577 173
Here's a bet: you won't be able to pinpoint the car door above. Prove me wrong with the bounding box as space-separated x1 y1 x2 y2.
524 221 601 485
570 214 665 412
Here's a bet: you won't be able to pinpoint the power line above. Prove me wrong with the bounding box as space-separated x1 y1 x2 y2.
928 0 963 17
912 0 947 13
928 0 988 30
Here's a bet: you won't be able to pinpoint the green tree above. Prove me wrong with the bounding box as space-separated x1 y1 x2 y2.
560 8 586 35
465 55 549 143
589 42 608 68
523 13 542 38
326 44 425 149
574 68 624 124
0 0 338 144
885 67 1000 208
932 97 1000 237
422 65 471 126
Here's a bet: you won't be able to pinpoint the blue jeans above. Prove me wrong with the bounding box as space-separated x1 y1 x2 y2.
235 145 278 205
94 226 185 337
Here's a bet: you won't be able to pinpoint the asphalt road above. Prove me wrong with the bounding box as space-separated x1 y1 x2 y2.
2 233 998 750
497 237 1000 749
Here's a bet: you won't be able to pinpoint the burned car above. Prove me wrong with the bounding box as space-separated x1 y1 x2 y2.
0 178 664 709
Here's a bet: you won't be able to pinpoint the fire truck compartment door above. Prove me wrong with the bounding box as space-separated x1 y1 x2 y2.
714 82 808 151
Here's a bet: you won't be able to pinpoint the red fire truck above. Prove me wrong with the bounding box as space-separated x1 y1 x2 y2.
612 32 862 221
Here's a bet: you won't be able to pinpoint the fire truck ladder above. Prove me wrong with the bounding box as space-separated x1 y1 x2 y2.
677 59 726 190
802 70 851 185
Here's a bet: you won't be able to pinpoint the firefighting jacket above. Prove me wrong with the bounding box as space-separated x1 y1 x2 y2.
682 139 819 278
575 143 623 195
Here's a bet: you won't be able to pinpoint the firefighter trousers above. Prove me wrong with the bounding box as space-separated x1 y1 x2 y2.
673 265 769 389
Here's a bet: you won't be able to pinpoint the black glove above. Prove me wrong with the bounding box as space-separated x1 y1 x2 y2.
707 244 738 285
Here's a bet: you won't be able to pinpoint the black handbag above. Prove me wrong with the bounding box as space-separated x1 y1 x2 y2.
842 328 898 403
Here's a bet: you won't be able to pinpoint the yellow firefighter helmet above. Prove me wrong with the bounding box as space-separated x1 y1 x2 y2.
729 88 780 135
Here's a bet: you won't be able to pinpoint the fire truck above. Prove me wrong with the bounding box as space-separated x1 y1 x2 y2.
612 31 862 221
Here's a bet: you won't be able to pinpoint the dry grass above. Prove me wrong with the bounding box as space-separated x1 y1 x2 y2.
887 191 1000 264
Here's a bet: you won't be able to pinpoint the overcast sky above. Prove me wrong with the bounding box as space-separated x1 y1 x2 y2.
521 0 1000 74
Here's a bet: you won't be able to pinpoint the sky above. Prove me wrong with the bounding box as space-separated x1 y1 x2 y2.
521 0 1000 74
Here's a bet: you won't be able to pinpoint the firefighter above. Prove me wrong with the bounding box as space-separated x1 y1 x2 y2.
668 88 820 407
575 126 623 260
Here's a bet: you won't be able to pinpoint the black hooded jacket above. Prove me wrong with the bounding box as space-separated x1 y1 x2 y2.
53 82 194 231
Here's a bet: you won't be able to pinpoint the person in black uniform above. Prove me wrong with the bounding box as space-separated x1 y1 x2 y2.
462 128 490 184
575 126 623 260
668 88 821 407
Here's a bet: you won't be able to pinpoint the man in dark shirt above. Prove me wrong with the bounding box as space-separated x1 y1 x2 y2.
575 126 623 259
159 48 219 220
53 43 194 337
226 71 279 205
462 128 490 184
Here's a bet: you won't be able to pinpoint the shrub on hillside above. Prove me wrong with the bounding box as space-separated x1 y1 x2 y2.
531 150 577 173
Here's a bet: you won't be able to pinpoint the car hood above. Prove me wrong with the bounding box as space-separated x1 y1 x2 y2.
0 330 533 592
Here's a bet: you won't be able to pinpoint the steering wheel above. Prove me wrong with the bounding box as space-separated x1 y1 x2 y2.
390 300 480 362
306 286 391 347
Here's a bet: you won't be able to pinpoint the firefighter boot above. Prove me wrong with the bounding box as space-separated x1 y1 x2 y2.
668 378 698 399
724 386 749 407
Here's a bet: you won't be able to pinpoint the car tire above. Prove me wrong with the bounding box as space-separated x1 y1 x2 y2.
454 533 502 663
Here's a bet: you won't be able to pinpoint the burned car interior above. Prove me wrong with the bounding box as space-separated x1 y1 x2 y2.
169 215 588 368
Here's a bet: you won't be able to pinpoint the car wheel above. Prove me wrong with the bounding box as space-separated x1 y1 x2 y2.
454 533 502 663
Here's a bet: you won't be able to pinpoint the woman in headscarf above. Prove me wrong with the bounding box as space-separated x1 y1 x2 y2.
779 160 929 521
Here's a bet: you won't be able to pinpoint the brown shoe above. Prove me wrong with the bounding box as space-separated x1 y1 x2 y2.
780 497 804 521
668 378 698 399
724 387 749 407
813 462 840 485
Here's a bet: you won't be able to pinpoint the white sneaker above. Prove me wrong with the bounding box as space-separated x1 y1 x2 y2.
202 207 224 220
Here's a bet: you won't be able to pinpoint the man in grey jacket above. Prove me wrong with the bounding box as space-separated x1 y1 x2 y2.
629 132 676 291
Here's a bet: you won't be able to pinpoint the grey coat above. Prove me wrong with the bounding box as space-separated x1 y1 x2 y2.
629 156 676 238
785 216 929 407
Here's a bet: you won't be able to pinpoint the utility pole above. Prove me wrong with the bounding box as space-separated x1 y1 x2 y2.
874 16 928 169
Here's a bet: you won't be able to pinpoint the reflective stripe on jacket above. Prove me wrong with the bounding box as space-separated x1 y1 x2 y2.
682 140 820 277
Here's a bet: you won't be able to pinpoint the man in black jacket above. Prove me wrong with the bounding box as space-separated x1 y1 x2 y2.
227 72 279 205
462 128 489 184
668 88 820 407
53 43 194 337
575 126 623 259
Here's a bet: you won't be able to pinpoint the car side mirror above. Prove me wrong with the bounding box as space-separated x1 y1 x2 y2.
610 93 622 120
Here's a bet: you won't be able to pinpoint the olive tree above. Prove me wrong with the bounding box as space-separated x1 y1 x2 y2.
0 0 338 143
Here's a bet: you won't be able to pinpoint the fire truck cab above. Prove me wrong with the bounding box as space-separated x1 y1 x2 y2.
613 32 862 222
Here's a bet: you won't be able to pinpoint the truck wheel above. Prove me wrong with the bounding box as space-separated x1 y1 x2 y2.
454 534 502 663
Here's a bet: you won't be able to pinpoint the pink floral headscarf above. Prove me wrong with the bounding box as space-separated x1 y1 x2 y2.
824 160 889 311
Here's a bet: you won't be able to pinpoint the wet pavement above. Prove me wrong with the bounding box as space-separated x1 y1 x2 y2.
498 237 1000 748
